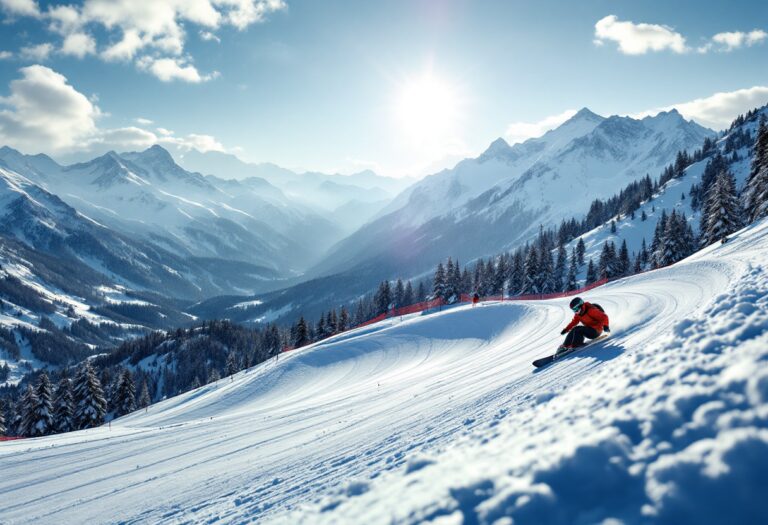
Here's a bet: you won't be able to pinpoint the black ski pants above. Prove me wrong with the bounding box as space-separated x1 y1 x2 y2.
564 325 599 347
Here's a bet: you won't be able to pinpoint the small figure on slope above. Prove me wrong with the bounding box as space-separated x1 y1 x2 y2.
558 297 610 354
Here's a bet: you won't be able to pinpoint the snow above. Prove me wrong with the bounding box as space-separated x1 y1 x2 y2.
228 299 264 310
1 214 767 523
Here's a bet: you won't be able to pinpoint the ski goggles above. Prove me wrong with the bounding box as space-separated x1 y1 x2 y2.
571 303 583 312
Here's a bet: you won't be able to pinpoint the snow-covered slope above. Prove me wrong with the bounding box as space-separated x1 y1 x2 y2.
311 109 713 279
2 214 767 524
570 107 764 274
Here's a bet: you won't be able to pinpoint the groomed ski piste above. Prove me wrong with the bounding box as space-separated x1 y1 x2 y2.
2 219 768 524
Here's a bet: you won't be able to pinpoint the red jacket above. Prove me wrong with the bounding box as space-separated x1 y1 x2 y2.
564 302 609 333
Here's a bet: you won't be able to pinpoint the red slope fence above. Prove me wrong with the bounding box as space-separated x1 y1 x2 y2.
282 277 612 353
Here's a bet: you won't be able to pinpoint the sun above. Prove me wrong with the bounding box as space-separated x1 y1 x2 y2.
394 71 461 144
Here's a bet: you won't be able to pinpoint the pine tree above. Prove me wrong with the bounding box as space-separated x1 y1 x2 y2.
354 300 365 325
138 380 151 409
566 250 578 291
0 398 5 436
394 279 405 307
53 376 74 433
339 306 350 331
610 220 617 234
294 317 309 347
521 246 540 294
19 385 38 437
375 281 392 314
417 281 426 302
28 373 55 437
586 258 597 284
639 238 649 268
73 361 107 430
554 244 567 292
651 210 668 267
576 237 585 266
114 369 136 417
701 169 743 246
744 115 768 222
598 241 614 279
641 210 647 221
617 239 630 277
509 250 524 295
316 314 326 338
539 247 555 293
432 263 445 301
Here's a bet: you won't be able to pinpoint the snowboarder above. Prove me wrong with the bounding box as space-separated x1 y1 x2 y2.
558 297 610 354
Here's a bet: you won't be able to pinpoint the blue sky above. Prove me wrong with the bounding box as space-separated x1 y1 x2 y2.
0 0 767 177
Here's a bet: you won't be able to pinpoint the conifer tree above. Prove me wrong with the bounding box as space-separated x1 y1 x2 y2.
576 238 586 266
73 361 107 430
394 279 405 307
744 115 768 222
138 380 151 409
554 244 567 292
114 369 136 417
403 281 414 306
19 385 39 437
586 258 597 284
417 281 426 302
316 314 326 338
701 169 743 246
566 250 578 291
294 317 309 347
339 306 350 331
618 239 630 277
226 350 240 376
0 398 5 436
510 250 524 295
539 247 555 293
522 246 540 294
53 376 74 433
432 263 445 301
375 281 392 314
28 372 54 437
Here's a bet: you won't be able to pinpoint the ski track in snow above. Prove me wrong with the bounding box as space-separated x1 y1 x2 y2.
2 221 768 524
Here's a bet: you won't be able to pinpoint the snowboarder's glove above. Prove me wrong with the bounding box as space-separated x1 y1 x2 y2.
604 325 610 333
560 328 569 335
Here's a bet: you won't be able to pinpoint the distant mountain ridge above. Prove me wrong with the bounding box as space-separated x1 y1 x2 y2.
310 108 715 279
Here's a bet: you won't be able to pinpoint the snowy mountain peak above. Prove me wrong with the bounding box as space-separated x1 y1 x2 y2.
570 107 604 122
480 137 513 159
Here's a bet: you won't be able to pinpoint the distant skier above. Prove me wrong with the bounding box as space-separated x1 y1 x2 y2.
558 297 610 354
472 293 480 306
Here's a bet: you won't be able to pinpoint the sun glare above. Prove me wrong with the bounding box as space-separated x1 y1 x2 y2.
394 72 461 144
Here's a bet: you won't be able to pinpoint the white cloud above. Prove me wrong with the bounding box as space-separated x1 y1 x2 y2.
0 51 12 60
505 109 578 144
0 0 40 17
199 31 221 43
139 57 219 83
20 42 54 61
4 0 286 82
61 32 96 58
710 29 767 51
594 15 687 55
0 65 99 152
634 86 768 130
0 66 233 156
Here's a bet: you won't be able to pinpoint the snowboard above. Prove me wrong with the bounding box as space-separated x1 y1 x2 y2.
532 334 609 368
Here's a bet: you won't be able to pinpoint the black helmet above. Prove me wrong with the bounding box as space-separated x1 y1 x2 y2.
569 297 584 312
